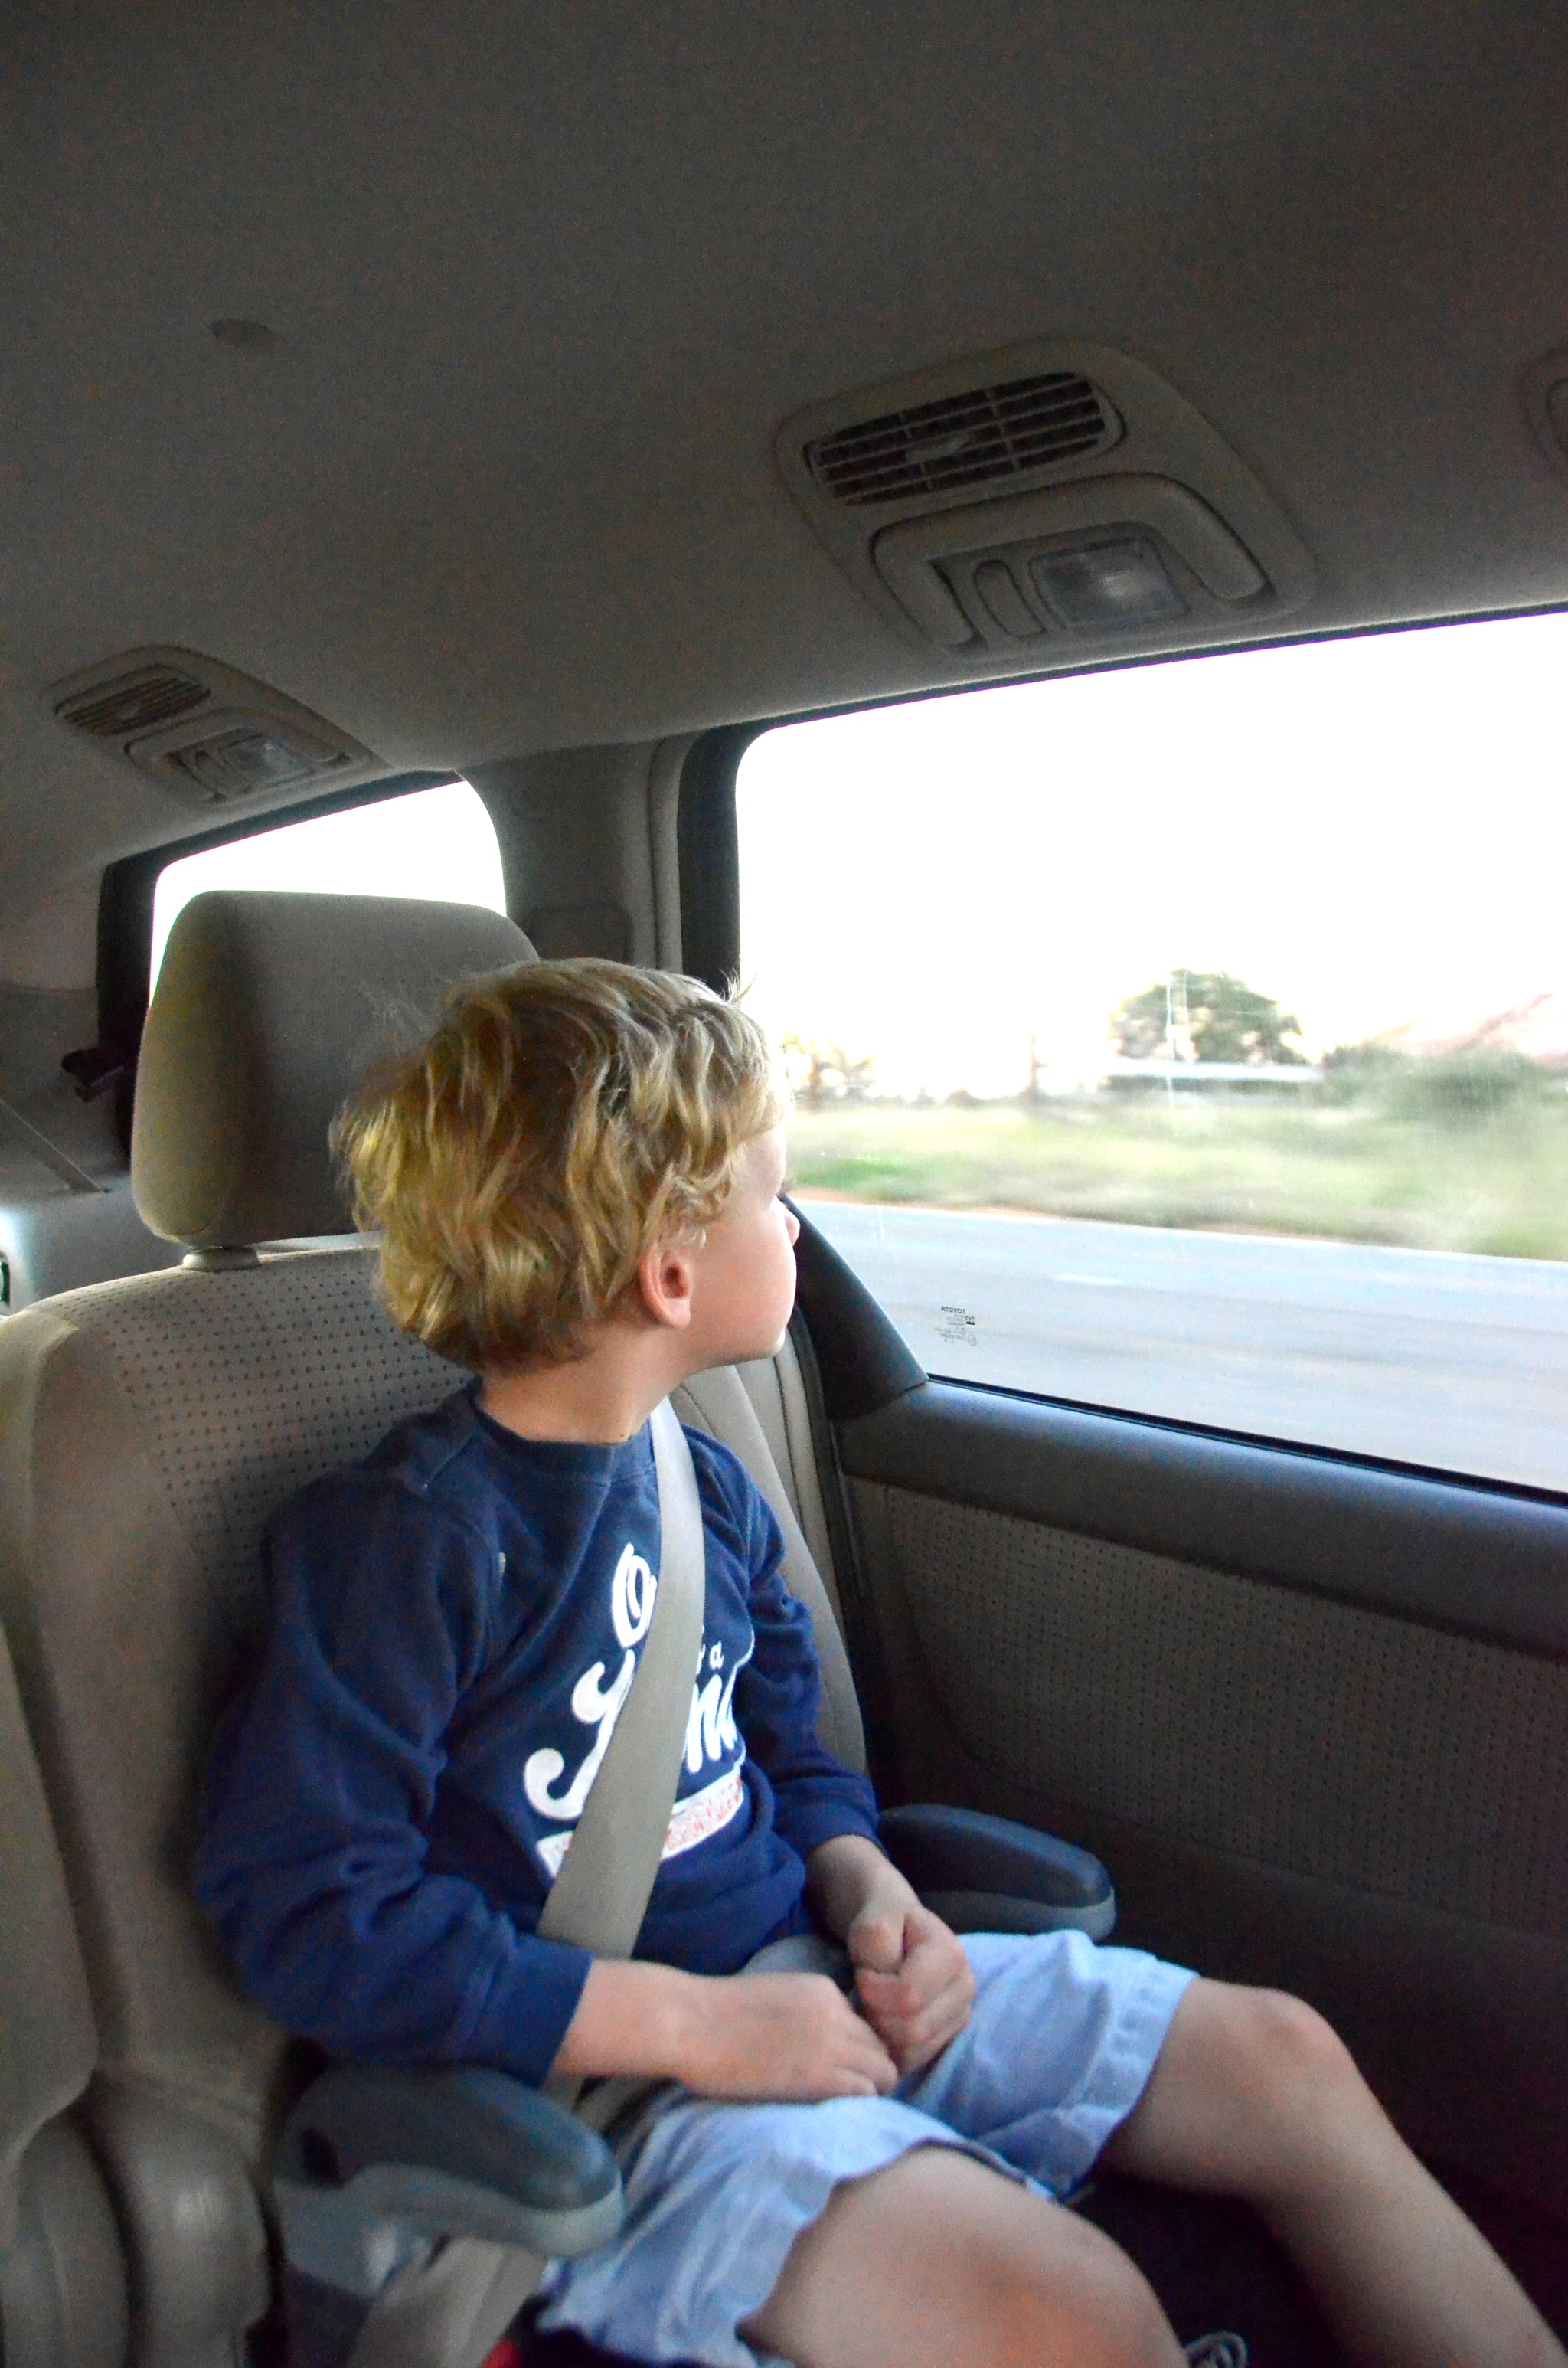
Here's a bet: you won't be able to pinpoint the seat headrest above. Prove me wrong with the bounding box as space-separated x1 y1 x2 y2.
132 891 535 1249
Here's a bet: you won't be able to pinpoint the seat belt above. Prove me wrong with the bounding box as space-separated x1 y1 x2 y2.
536 1396 708 1968
347 1397 708 2368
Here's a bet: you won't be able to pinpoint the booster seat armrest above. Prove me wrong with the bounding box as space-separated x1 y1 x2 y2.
274 2065 622 2301
879 1804 1116 1941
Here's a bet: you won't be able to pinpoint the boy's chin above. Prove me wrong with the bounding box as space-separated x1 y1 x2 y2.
691 1320 789 1375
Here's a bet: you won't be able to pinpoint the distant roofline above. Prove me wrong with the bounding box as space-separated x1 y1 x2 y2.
1102 1058 1322 1084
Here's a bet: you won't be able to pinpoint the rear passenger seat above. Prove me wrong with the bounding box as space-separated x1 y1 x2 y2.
0 889 869 2365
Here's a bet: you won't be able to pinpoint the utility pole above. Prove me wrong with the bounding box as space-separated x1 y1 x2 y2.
1165 969 1191 1117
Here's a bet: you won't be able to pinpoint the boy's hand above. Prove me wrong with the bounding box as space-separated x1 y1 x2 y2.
677 1970 900 2101
847 1896 976 2079
551 1957 899 2101
805 1833 975 2080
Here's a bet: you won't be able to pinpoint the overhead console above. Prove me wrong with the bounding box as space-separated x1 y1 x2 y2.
43 646 382 813
775 342 1313 667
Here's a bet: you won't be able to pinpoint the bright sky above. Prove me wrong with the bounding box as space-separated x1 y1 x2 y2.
150 781 507 984
147 614 1568 1104
737 612 1568 1098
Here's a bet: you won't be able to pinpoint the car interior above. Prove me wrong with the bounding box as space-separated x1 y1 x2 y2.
5 5 1568 2363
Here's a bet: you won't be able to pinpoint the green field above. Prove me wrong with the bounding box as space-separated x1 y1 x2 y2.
786 1086 1568 1261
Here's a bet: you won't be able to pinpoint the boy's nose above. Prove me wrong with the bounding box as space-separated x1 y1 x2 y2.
786 1207 801 1245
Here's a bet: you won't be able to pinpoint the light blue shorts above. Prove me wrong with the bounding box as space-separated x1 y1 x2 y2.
535 1929 1196 2368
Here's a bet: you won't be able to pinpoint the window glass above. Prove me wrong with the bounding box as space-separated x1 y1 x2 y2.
737 614 1568 1492
150 780 506 988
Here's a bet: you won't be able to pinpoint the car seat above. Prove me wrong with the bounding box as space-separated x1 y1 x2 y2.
0 891 1119 2368
0 1613 127 2365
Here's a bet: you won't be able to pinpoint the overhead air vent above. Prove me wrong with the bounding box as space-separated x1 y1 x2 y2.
807 371 1119 508
777 340 1315 669
45 646 382 810
54 664 211 741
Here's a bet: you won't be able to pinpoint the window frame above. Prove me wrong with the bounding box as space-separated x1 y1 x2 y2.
677 724 759 993
730 603 1568 1500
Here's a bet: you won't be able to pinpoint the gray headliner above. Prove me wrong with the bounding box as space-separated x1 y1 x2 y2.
10 0 1568 975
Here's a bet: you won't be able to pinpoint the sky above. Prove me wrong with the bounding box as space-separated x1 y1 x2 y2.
150 781 508 983
737 612 1568 1098
150 611 1568 1104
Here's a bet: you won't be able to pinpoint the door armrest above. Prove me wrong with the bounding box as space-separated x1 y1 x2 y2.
879 1804 1116 1940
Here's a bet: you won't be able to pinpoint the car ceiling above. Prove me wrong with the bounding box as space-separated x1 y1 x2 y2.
9 0 1568 979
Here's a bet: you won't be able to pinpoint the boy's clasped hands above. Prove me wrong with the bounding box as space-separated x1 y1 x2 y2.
554 1834 978 2105
844 1875 978 2088
675 1833 978 2103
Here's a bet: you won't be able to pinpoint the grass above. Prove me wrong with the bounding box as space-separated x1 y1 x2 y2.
786 1092 1568 1261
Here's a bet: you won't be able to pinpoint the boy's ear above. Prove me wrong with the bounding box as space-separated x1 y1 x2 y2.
636 1238 697 1333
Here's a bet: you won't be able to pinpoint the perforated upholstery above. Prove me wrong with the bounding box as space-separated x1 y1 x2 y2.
0 947 871 2368
0 888 867 2363
0 1258 862 2365
885 1490 1568 1937
0 1374 128 2366
0 1618 96 2246
0 1254 452 2143
0 1240 861 2123
51 1249 461 1648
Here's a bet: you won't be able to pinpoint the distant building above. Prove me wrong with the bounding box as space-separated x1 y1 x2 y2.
1368 993 1568 1072
1099 1058 1324 1088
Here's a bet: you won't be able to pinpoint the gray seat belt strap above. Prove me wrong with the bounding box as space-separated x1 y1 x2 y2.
536 1400 706 2143
536 1397 707 1963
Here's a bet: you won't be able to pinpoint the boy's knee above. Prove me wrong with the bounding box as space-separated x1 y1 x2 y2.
1214 1987 1377 2190
748 2154 1181 2368
978 2206 1180 2368
1231 1988 1361 2105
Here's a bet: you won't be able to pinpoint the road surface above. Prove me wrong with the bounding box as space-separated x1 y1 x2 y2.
799 1199 1568 1493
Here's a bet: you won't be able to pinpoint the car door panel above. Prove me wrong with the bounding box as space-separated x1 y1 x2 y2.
792 1222 1568 2215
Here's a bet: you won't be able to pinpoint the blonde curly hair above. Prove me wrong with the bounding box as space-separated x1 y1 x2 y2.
334 958 783 1371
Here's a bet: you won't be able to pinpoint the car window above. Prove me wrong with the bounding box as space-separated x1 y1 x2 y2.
738 613 1568 1493
149 780 506 988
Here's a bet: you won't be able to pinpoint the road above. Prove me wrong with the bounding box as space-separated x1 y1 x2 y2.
799 1199 1568 1493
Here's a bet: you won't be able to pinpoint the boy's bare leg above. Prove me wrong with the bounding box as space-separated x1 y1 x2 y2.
1102 1977 1566 2368
741 2144 1185 2368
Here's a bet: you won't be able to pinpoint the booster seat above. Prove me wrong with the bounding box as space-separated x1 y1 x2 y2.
0 891 1118 2368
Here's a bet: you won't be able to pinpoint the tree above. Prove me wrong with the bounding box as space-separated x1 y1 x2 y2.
780 1034 877 1107
1110 970 1307 1065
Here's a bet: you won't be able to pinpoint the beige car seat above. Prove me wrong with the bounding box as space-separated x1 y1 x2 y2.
0 1614 127 2366
0 891 864 2368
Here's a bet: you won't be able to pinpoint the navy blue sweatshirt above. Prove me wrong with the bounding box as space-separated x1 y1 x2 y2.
195 1388 880 2085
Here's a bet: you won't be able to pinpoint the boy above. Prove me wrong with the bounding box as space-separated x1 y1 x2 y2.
197 960 1563 2368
